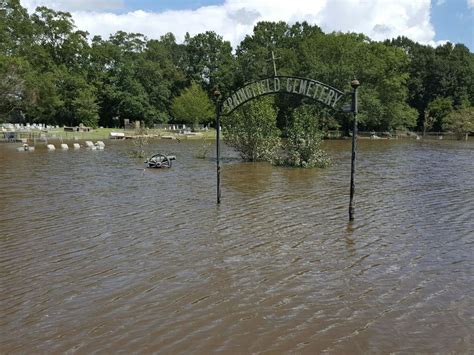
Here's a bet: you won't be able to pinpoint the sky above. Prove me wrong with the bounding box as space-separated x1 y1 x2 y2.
20 0 474 51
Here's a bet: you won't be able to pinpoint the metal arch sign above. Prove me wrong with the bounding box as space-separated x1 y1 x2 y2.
221 75 345 115
214 75 360 222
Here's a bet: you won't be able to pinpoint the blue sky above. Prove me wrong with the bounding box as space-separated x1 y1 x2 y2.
21 0 474 51
120 0 224 12
431 0 473 50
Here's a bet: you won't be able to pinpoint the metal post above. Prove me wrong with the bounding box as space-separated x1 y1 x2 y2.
267 51 280 77
214 89 222 204
349 79 360 222
272 51 277 77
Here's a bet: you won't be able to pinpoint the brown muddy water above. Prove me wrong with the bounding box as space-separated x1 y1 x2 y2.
1 139 473 353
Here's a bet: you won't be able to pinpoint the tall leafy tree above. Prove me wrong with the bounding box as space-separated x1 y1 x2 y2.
30 6 89 70
185 31 236 96
387 37 474 128
0 55 30 118
235 21 325 130
427 97 454 132
1 5 472 133
171 82 214 127
73 87 99 128
0 0 34 56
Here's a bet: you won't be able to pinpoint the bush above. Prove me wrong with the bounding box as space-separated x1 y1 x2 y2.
222 96 281 161
277 105 331 168
442 107 474 140
131 125 149 158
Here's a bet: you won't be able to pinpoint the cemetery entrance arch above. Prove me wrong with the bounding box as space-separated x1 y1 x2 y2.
214 76 360 221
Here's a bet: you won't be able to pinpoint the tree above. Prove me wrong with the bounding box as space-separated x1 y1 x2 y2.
171 82 214 128
0 0 33 56
427 97 453 132
1 9 472 133
89 32 175 127
51 70 99 127
73 87 99 128
0 54 62 123
222 96 281 161
236 21 294 82
185 31 236 95
30 6 89 70
235 21 324 129
442 107 474 140
0 55 30 118
386 38 474 129
236 24 417 132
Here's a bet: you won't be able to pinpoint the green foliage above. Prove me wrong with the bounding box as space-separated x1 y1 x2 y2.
0 0 472 135
130 125 149 158
171 82 214 127
427 97 453 132
386 103 419 130
26 70 63 124
387 38 474 128
194 139 213 159
277 105 331 168
236 24 421 132
74 88 99 128
442 107 474 139
89 32 173 127
1 0 33 56
30 6 89 69
300 34 417 131
51 70 98 126
223 96 281 162
0 55 30 117
185 31 235 95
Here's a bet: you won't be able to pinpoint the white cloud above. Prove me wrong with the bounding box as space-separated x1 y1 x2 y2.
436 0 445 6
468 0 474 8
21 0 124 12
20 0 438 49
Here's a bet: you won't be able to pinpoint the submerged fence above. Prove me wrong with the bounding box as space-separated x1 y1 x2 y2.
325 130 471 140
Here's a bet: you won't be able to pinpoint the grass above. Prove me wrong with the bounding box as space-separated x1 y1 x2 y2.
25 127 217 141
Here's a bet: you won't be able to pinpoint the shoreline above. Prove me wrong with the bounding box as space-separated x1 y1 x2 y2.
1 127 470 144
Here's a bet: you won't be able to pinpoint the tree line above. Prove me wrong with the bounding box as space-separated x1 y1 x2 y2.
1 0 473 134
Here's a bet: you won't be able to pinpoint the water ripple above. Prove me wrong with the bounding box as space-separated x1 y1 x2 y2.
1 139 473 353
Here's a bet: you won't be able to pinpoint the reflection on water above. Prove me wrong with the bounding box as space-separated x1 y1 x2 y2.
1 139 473 353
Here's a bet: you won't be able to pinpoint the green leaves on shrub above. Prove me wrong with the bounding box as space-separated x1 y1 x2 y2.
277 105 331 168
223 96 281 162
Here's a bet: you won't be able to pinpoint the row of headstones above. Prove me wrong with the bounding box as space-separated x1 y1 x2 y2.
154 124 187 130
2 123 59 130
47 141 105 150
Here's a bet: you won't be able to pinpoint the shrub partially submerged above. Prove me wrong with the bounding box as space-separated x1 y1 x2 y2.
130 125 149 158
223 96 281 161
223 99 330 168
276 105 331 168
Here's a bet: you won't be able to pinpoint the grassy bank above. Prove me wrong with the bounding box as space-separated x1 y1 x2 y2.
14 127 217 141
6 127 469 144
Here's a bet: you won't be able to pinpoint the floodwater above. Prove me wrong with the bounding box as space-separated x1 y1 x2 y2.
1 139 473 353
